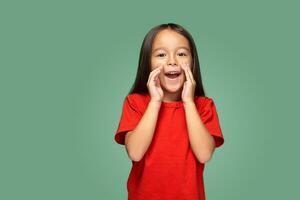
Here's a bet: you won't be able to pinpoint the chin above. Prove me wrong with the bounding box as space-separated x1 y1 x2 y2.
160 75 184 93
162 84 183 93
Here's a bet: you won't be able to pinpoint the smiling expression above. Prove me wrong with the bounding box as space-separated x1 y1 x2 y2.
150 29 193 96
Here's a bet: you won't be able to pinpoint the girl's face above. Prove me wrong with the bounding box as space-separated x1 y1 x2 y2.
150 29 192 97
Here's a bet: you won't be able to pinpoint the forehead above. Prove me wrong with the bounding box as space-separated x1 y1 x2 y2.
152 29 190 52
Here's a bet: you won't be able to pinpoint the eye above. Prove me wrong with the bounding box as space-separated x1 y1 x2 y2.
156 53 166 57
178 52 187 56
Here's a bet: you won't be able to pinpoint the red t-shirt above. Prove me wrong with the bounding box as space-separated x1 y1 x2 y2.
115 93 224 200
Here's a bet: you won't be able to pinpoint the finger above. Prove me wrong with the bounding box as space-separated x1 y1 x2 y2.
153 69 161 82
153 67 163 86
184 62 193 83
148 65 162 84
148 64 162 83
182 62 191 83
156 75 162 87
185 63 194 83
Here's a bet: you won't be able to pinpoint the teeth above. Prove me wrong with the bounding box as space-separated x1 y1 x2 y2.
167 71 179 75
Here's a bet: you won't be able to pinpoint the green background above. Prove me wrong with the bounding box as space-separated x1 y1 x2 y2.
1 0 299 199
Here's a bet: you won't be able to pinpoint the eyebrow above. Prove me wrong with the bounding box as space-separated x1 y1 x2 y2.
152 46 191 53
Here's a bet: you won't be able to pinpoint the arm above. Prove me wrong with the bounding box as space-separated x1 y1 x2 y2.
125 101 161 162
183 101 216 164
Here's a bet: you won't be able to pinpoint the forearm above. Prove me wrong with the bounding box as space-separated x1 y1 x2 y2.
183 102 215 163
125 101 161 161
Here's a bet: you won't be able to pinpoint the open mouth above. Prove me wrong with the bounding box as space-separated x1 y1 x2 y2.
165 71 182 80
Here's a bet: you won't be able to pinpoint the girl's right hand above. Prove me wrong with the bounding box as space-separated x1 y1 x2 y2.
147 64 164 103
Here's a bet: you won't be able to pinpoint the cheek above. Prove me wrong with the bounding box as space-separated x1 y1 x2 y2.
150 57 162 68
159 73 164 80
151 63 164 71
185 58 192 66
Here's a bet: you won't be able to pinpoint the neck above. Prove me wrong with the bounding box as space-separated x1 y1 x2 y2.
162 90 182 102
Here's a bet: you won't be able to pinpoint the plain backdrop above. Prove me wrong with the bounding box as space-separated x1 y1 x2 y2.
0 0 299 199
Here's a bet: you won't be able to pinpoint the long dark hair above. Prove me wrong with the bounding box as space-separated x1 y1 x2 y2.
128 23 206 97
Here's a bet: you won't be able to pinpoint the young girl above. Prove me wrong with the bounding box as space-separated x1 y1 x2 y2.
114 23 224 200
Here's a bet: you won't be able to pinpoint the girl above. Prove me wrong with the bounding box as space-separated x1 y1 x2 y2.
115 23 224 200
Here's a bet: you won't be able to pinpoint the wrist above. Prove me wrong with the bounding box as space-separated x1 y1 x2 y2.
149 100 162 107
183 101 196 107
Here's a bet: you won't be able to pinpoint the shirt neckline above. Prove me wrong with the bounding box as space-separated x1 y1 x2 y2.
144 93 199 108
161 100 184 108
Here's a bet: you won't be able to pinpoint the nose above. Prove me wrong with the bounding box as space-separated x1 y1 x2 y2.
167 54 177 66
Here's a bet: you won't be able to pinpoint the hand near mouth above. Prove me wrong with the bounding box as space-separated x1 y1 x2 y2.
181 62 196 104
147 64 164 103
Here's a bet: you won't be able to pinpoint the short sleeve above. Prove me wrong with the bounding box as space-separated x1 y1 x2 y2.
197 97 224 148
114 95 143 145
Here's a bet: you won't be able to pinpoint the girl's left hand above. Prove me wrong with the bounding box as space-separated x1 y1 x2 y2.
181 62 196 104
